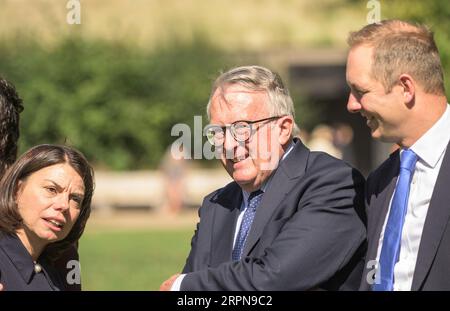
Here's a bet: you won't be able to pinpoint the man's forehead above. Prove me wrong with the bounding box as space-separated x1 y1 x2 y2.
347 46 374 80
212 85 268 109
348 45 374 66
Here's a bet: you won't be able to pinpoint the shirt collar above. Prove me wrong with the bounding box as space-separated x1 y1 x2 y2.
241 140 295 201
410 104 450 168
0 232 36 284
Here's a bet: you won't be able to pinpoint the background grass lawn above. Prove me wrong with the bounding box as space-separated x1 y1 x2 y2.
78 229 194 290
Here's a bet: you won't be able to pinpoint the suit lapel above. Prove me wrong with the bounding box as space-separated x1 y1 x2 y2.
243 139 309 257
412 142 450 290
366 152 400 264
210 183 242 266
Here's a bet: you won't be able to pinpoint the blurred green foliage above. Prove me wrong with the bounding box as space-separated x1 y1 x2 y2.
0 36 230 169
0 35 315 170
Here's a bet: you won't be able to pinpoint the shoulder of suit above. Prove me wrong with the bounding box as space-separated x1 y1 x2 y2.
287 150 365 188
203 180 239 201
198 181 240 216
307 150 357 172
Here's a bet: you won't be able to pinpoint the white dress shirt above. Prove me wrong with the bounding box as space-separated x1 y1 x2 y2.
375 105 450 291
171 141 295 290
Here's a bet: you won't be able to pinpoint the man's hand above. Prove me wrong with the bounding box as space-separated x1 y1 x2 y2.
0 283 4 291
159 273 180 291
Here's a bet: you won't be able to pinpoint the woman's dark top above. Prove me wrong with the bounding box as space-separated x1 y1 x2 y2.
0 232 64 291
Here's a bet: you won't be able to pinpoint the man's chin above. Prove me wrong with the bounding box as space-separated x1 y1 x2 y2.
370 128 383 140
370 132 381 140
372 131 396 143
233 176 257 190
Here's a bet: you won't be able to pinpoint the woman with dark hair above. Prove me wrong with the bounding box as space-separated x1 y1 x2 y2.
0 144 94 290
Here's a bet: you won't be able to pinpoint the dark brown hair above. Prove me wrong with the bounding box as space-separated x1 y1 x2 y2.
0 144 94 261
0 77 24 176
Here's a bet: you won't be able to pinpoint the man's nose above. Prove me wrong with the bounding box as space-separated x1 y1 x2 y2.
222 128 244 160
223 128 239 150
347 93 362 114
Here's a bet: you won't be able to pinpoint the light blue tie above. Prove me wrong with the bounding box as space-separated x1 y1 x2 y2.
232 190 264 261
373 149 418 291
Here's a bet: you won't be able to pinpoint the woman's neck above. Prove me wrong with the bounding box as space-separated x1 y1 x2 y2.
15 228 46 261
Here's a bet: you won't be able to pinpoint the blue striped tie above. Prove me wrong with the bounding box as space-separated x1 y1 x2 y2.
232 190 264 261
373 149 418 291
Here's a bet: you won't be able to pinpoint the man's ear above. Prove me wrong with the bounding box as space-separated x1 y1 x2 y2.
277 116 293 145
399 74 415 105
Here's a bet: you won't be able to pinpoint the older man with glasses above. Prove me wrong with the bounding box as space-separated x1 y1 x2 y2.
160 65 367 291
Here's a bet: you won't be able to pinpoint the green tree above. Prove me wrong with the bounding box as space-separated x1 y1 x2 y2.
0 37 230 169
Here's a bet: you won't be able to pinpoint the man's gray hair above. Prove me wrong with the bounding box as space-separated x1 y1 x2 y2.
206 65 300 135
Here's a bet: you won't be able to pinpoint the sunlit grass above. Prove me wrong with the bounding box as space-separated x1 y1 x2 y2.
78 229 193 290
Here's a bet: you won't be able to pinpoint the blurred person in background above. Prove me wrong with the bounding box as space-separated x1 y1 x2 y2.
332 122 355 165
0 144 94 291
346 20 450 290
160 65 366 291
0 77 83 290
307 124 342 159
160 145 190 216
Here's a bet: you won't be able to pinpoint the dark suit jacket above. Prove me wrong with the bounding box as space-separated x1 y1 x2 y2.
181 139 367 290
0 232 65 291
53 243 81 291
360 140 450 290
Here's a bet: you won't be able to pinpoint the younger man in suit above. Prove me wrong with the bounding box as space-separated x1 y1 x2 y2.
346 20 450 290
161 65 366 290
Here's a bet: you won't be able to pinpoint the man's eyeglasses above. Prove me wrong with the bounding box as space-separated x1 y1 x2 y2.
204 116 284 146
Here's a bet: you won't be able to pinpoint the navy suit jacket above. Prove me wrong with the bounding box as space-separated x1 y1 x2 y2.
0 233 64 291
181 139 367 290
360 140 450 290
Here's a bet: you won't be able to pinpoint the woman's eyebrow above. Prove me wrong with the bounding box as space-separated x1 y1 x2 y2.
44 179 85 196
